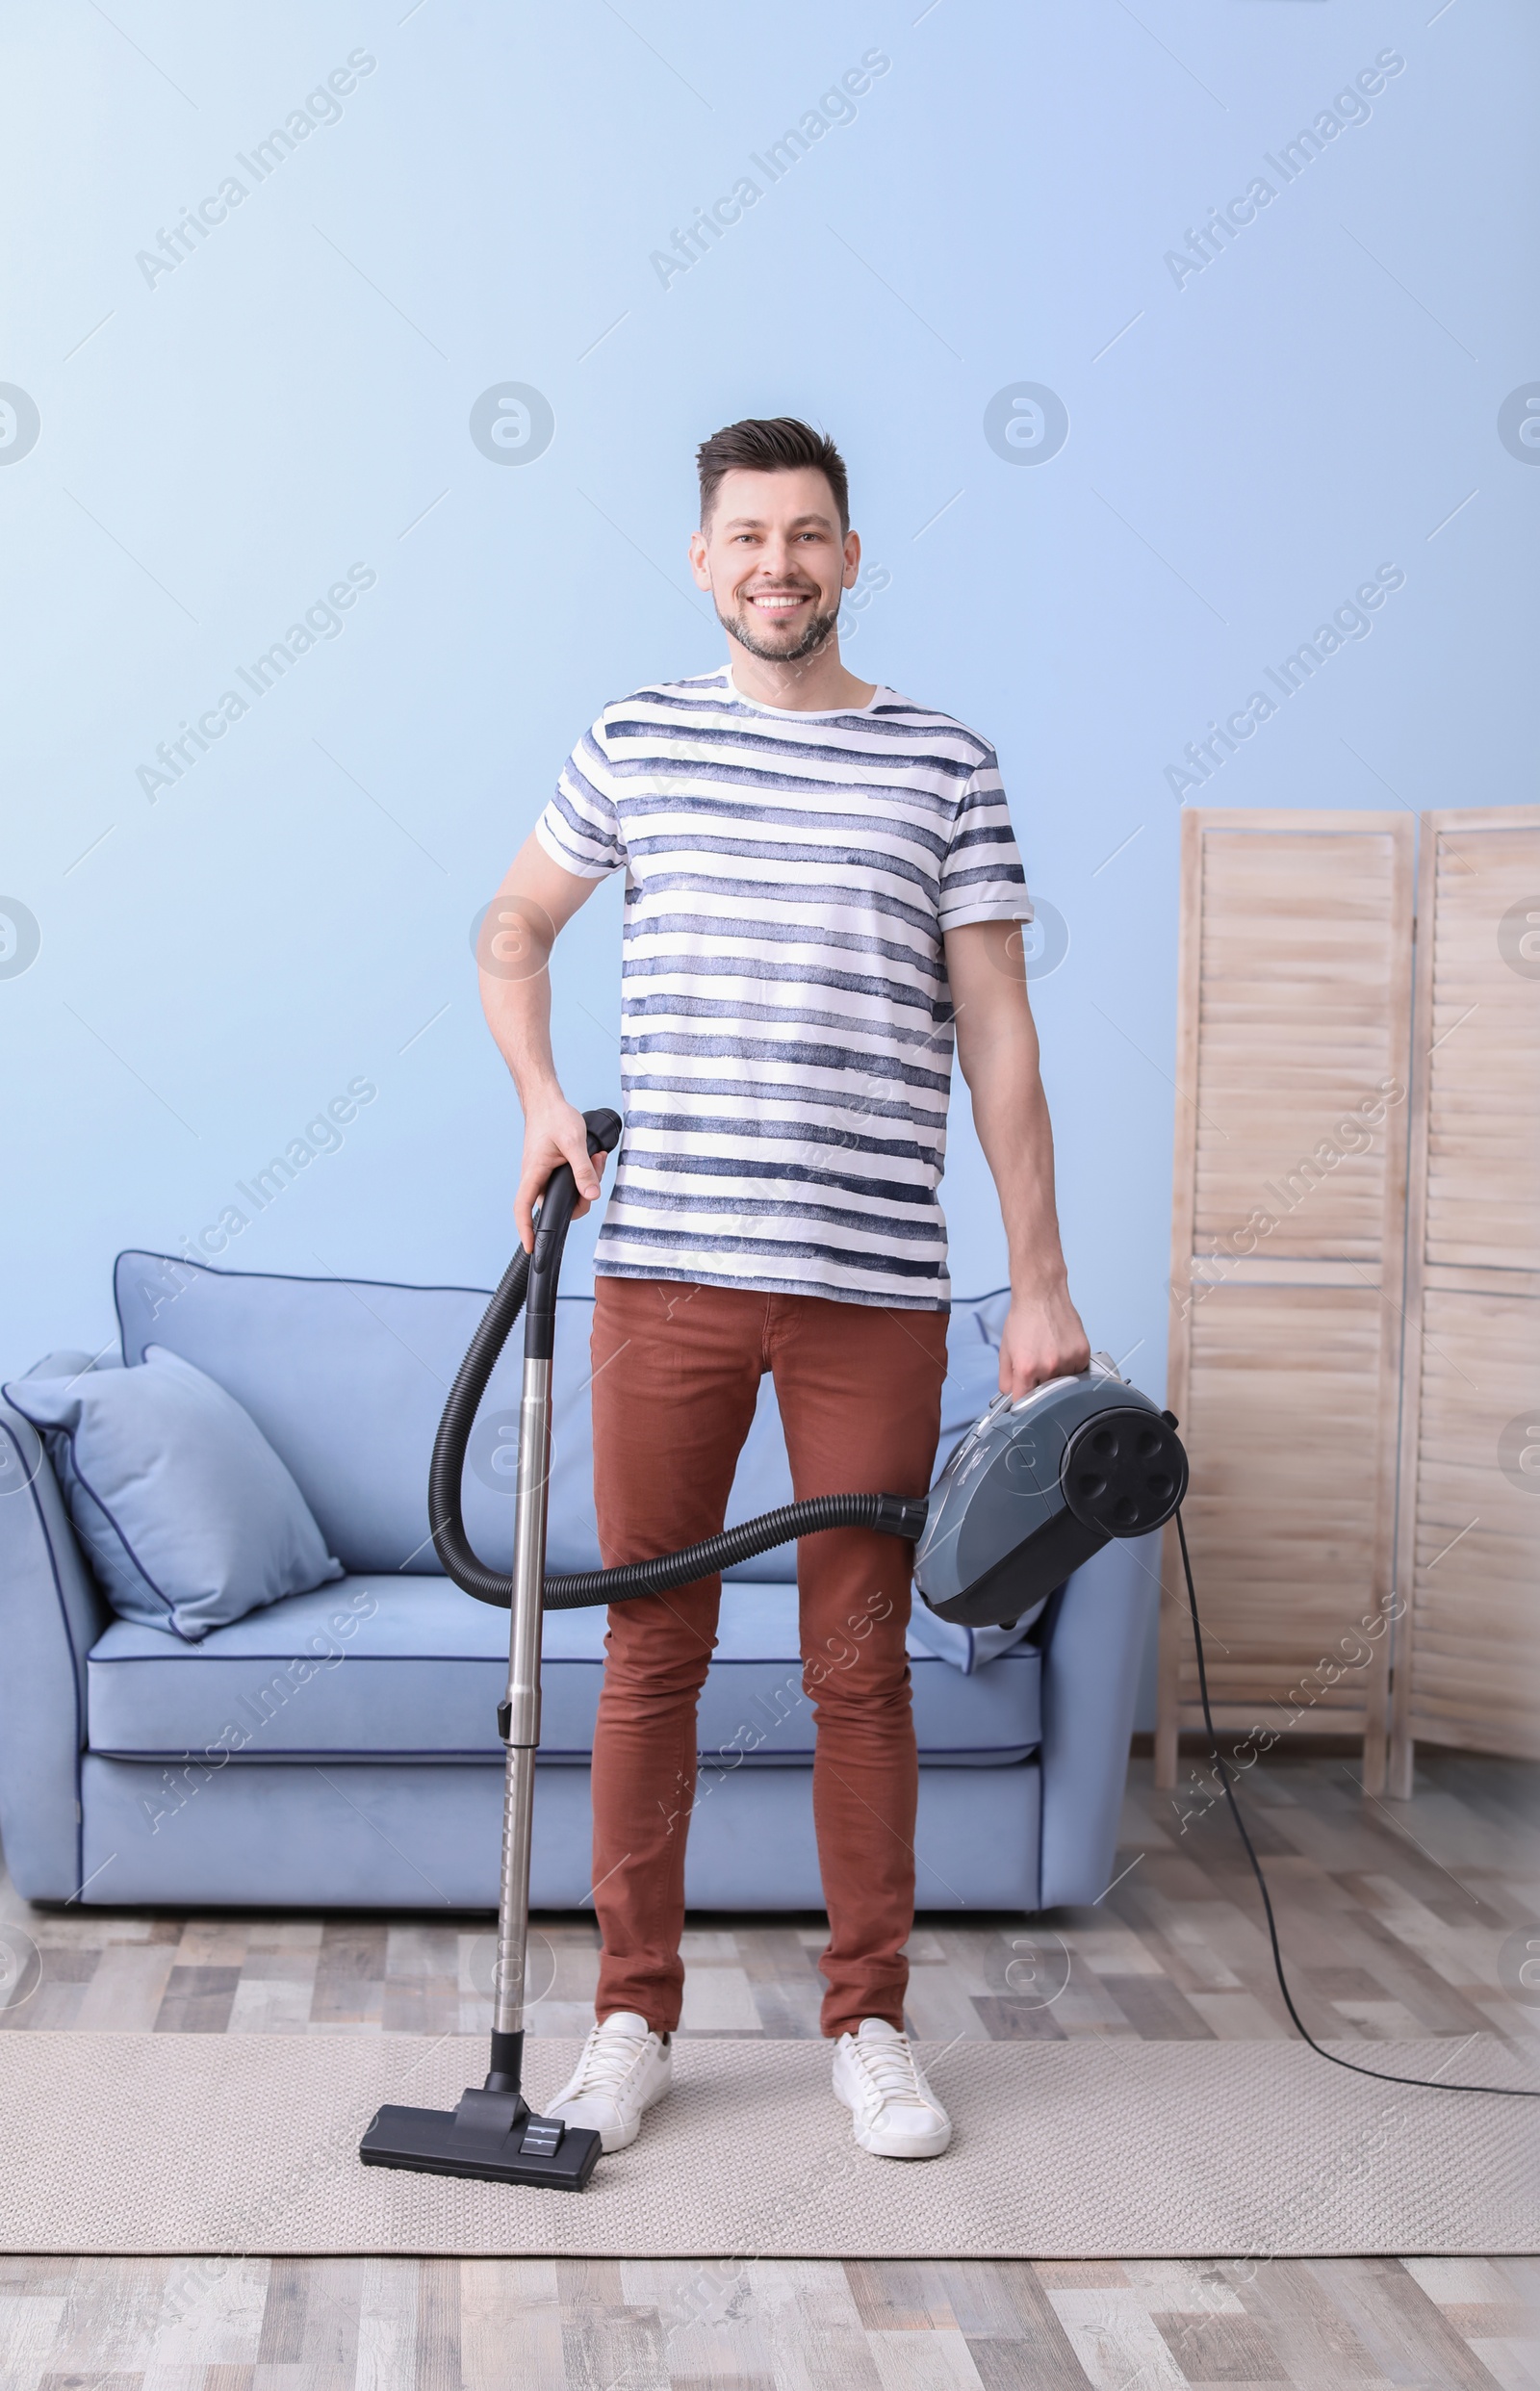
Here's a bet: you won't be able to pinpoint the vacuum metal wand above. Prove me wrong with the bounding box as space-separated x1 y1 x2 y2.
487 1347 552 2093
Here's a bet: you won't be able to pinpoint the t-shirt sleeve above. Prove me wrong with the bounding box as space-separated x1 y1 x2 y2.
937 747 1032 930
534 714 628 879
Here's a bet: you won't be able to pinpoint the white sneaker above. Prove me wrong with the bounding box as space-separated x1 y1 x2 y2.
832 2018 952 2159
546 2011 673 2152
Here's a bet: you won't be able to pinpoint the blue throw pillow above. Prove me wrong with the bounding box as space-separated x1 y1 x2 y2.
4 1346 343 1640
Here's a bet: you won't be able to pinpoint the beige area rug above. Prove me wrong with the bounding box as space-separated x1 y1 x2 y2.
1 2032 1534 2258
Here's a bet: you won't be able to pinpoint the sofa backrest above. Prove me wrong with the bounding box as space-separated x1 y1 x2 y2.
116 1251 1008 1579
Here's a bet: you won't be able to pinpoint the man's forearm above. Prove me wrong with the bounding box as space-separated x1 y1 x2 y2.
945 917 1089 1390
481 949 561 1109
484 951 603 1246
968 1038 1072 1298
477 835 605 1246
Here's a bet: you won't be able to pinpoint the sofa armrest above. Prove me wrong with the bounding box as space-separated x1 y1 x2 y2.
0 1389 112 1899
1036 1531 1159 1910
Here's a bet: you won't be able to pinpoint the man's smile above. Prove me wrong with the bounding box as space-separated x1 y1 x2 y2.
743 586 816 615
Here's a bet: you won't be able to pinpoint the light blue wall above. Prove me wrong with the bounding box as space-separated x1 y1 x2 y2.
4 6 1534 1436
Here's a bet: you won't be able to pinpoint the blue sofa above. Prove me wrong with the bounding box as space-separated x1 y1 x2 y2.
0 1251 1156 1915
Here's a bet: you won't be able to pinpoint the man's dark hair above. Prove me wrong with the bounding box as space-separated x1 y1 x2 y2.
696 417 849 535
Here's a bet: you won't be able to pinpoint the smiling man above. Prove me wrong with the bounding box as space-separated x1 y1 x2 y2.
479 415 1088 2161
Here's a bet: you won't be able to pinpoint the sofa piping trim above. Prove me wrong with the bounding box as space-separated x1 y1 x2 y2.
88 1741 1043 1765
114 1248 1013 1347
84 1643 1040 1669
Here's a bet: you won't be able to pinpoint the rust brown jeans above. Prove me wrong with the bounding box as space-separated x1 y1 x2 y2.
587 1276 949 2039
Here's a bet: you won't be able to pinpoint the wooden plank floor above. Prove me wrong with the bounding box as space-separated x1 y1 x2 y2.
2 1743 1536 2388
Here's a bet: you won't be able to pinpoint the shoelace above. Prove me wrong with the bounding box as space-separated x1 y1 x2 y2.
570 2023 649 2096
850 2035 936 2113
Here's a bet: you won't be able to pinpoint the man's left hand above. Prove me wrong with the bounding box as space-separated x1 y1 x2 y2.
997 1283 1091 1400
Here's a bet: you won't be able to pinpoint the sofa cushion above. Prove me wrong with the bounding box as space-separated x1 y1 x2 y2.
5 1347 342 1641
907 1601 1037 1676
86 1575 1041 1765
113 1252 1017 1601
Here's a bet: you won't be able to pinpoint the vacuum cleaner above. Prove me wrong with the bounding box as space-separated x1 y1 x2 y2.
359 1103 1533 2187
359 1108 1189 2189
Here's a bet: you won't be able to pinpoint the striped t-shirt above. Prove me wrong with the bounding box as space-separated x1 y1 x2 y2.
536 667 1030 1308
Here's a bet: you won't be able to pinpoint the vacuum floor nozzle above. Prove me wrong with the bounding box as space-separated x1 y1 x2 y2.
360 2086 602 2191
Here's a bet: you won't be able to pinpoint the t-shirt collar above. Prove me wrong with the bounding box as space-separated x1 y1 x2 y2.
724 665 885 720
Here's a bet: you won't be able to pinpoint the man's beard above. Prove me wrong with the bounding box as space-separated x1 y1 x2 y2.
717 596 842 666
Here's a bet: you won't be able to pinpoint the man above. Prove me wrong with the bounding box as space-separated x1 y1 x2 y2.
479 416 1088 2160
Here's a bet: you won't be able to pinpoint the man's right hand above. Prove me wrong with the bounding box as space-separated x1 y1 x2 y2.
515 1093 607 1252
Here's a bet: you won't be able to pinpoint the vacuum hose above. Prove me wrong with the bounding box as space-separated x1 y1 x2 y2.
428 1112 929 1610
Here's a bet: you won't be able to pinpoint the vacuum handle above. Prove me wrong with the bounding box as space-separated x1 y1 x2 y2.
525 1109 622 1361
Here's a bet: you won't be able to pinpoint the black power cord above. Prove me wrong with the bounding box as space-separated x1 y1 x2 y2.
1175 1507 1536 2100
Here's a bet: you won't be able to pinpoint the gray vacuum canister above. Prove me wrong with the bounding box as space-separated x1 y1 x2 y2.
913 1353 1189 1631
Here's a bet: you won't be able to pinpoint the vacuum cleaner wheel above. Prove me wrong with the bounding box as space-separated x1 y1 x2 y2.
1060 1405 1188 1538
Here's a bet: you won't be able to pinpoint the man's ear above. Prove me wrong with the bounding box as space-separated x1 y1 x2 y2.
688 527 711 590
842 529 861 590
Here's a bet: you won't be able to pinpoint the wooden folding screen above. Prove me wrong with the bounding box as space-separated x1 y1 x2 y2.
1389 808 1540 1792
1156 810 1415 1797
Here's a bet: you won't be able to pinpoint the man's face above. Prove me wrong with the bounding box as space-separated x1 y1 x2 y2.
689 467 860 666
